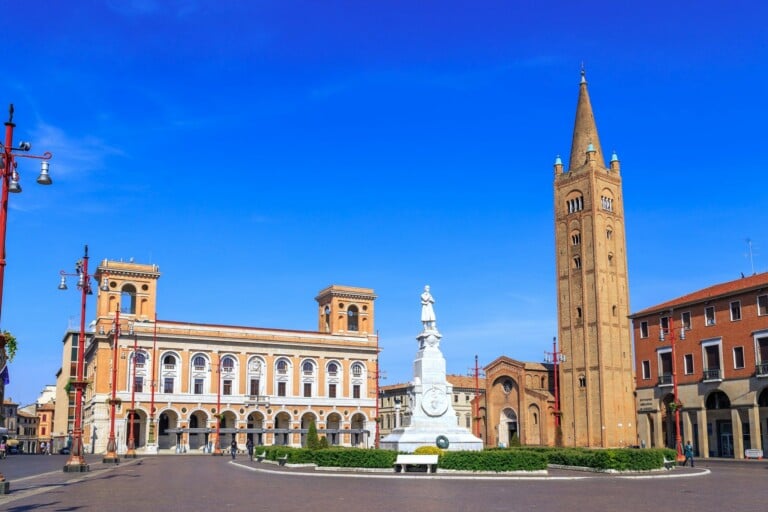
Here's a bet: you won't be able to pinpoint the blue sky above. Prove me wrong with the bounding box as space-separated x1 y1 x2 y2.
3 1 767 406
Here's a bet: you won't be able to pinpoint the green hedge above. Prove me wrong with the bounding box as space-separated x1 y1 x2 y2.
439 450 547 472
252 445 672 471
312 448 398 468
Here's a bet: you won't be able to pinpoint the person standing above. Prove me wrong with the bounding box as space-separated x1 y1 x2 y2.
230 438 237 460
246 437 254 461
683 441 695 467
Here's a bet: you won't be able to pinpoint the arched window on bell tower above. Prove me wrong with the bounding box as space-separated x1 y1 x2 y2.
121 284 137 314
347 305 359 332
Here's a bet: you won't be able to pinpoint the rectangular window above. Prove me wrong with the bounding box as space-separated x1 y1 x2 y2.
684 354 694 375
640 321 649 339
730 301 742 321
163 378 174 394
733 347 745 369
658 352 672 384
641 360 651 380
705 306 716 326
42 427 46 435
328 383 337 398
223 379 232 396
681 311 692 330
353 384 361 399
249 379 260 396
660 316 670 331
759 295 768 316
454 394 459 403
194 378 204 395
277 382 286 397
134 376 144 393
304 383 312 397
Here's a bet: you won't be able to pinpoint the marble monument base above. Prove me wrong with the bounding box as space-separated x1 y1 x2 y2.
380 425 483 453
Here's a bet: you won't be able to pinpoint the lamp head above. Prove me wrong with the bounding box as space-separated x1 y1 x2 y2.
58 275 68 290
17 141 31 151
37 160 52 185
100 277 109 292
9 171 21 193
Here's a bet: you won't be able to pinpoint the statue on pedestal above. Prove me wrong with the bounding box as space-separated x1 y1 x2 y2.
421 285 437 331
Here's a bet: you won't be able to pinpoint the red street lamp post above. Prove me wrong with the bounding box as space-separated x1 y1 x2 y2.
212 358 222 456
468 355 485 439
544 337 566 445
0 104 53 491
103 307 125 464
660 312 686 462
59 245 108 472
147 313 158 449
125 332 139 458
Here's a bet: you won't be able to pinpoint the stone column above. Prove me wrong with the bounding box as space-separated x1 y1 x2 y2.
749 405 762 452
696 409 709 458
652 410 664 448
731 408 743 459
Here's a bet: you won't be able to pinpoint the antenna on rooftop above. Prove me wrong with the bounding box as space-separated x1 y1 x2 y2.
745 238 757 275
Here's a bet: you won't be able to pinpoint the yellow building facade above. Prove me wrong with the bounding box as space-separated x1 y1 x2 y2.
60 259 379 455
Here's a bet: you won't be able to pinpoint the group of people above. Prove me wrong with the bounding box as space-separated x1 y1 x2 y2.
230 437 255 461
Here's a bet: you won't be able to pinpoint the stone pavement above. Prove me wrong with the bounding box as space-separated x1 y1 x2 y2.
1 455 765 512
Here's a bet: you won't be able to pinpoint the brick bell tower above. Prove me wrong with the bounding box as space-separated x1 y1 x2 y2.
553 70 637 447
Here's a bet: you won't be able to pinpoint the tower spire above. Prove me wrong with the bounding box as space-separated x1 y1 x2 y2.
568 68 605 171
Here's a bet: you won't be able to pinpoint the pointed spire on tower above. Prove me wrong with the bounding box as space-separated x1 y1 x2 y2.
568 67 605 171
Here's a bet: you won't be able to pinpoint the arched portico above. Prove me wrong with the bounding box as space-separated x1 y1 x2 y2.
158 409 179 450
350 413 367 447
247 411 265 446
274 412 291 446
300 412 318 447
326 413 342 446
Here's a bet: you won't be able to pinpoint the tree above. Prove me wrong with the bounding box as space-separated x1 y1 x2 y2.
307 421 320 449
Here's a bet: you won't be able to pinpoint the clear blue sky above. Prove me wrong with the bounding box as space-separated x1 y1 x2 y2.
3 1 766 406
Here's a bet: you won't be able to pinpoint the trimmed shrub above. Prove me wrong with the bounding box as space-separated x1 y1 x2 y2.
306 421 320 450
318 436 329 449
313 448 398 468
414 445 444 456
439 449 547 472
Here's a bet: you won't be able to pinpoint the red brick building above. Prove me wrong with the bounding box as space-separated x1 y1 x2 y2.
631 272 768 458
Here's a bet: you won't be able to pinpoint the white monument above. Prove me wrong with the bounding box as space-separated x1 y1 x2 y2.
380 286 483 452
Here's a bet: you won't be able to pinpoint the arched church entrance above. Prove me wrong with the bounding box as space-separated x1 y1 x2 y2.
498 408 518 447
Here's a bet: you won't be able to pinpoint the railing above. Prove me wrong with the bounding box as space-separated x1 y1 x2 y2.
657 374 673 386
163 364 176 370
703 368 722 381
756 362 768 377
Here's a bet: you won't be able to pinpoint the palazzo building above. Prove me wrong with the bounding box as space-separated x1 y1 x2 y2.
553 70 637 447
55 259 380 455
632 272 768 459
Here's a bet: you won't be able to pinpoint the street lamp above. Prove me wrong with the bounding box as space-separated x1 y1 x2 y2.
544 336 566 446
468 355 485 439
59 245 108 472
125 332 139 458
660 311 686 462
103 308 132 463
147 313 158 450
211 358 223 456
0 104 53 491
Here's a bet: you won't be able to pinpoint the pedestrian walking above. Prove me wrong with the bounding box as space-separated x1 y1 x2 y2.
683 441 695 467
230 439 237 460
246 437 254 461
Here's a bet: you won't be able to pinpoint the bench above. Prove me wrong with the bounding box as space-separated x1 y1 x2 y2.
255 451 266 462
277 455 288 466
394 454 439 473
745 449 763 460
662 457 676 470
